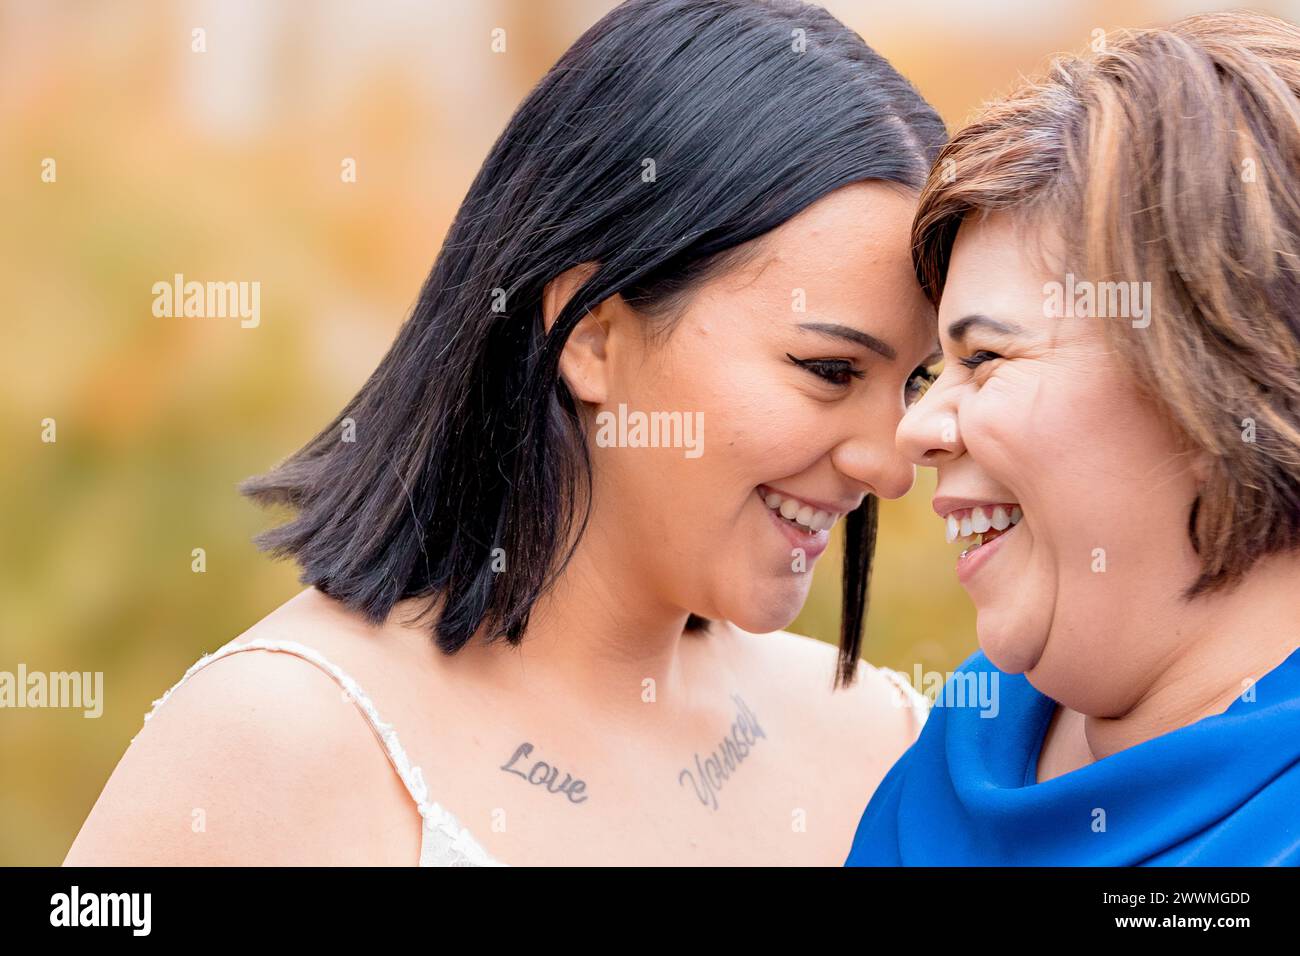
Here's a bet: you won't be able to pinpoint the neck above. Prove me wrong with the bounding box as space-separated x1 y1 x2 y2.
1082 552 1300 763
437 506 720 726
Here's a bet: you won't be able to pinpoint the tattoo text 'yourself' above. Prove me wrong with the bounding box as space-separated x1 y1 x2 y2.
678 693 766 811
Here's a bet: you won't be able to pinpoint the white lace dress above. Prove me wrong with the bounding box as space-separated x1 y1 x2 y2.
138 639 929 867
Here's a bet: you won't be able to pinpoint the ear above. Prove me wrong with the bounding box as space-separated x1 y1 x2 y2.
1183 434 1215 488
542 262 610 405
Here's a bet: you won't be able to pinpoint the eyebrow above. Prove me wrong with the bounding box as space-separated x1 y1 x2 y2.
795 322 896 361
946 314 1027 344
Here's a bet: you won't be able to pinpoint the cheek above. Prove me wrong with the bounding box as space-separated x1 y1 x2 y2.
725 391 828 464
965 359 1197 604
959 363 1126 607
963 359 1139 505
959 367 1062 488
640 345 836 479
595 345 784 529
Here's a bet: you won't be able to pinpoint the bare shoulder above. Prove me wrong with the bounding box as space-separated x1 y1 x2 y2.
719 621 926 756
63 597 422 866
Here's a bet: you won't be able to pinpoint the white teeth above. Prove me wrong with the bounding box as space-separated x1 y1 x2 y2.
759 487 840 534
943 503 1023 547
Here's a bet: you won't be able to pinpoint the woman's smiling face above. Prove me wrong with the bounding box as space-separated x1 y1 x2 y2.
572 181 940 635
896 212 1206 707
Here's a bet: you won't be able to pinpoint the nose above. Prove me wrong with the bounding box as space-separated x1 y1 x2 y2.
896 377 964 468
830 420 916 502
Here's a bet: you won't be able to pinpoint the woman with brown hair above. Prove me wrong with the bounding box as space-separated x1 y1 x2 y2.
848 12 1300 865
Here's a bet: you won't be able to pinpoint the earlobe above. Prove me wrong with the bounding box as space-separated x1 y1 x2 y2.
541 262 610 405
1188 445 1214 486
561 306 613 404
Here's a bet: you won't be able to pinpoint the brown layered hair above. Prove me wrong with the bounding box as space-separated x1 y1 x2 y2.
913 11 1300 596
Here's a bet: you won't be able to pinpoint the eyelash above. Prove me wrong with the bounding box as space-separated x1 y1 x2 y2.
959 349 1003 370
905 365 938 404
786 353 866 387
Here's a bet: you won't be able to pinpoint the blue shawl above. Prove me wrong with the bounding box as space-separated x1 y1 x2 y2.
845 646 1300 865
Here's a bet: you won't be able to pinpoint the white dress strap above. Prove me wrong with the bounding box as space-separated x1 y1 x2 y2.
136 637 432 813
136 636 506 866
875 664 930 730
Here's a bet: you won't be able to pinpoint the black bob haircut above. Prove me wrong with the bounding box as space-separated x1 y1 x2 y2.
240 0 945 688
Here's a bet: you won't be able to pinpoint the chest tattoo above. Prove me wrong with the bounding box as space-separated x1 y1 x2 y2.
678 693 767 812
499 742 590 804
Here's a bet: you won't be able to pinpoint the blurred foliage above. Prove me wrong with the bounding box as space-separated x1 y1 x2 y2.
3 0 1294 864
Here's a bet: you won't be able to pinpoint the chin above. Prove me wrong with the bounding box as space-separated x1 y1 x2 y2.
722 587 809 636
974 607 1048 675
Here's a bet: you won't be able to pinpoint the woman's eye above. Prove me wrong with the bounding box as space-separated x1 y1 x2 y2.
786 353 865 387
958 349 1003 370
905 364 939 405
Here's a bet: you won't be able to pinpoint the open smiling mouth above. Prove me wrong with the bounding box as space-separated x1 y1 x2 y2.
755 485 840 536
945 503 1023 557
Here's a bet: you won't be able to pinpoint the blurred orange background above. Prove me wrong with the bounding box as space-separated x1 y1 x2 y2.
3 0 1295 864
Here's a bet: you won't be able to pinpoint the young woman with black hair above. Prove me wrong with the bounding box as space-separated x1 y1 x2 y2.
66 0 944 866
